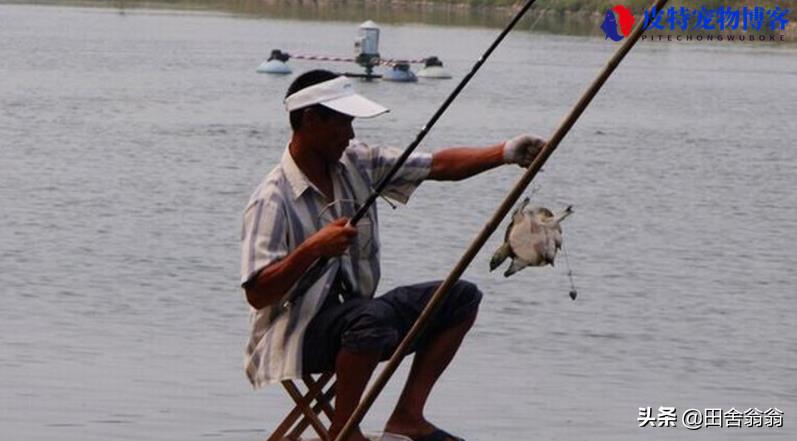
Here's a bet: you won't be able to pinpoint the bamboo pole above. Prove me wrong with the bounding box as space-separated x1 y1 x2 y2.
333 1 669 439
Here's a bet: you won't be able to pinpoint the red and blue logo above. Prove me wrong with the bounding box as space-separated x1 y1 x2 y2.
601 5 635 41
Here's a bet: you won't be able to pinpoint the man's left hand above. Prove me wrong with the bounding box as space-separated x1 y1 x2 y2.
503 134 547 167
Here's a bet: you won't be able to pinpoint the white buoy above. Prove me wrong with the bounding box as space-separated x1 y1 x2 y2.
417 56 451 79
257 49 292 75
257 59 291 74
382 62 417 82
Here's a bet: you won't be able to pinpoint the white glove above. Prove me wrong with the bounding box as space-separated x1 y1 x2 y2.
503 134 546 167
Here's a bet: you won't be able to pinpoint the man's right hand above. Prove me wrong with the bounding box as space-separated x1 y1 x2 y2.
308 217 358 258
244 217 357 309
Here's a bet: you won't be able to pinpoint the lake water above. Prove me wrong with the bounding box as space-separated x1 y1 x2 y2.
1 4 796 441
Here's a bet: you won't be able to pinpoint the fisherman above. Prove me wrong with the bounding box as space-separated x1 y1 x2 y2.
240 69 545 441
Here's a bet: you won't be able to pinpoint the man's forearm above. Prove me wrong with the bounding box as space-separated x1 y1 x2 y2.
428 144 505 181
244 240 321 310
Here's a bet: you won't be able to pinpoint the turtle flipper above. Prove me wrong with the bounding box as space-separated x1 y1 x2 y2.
503 258 528 277
490 243 511 271
552 205 573 225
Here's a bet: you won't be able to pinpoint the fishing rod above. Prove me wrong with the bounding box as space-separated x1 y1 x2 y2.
280 0 541 311
334 0 670 439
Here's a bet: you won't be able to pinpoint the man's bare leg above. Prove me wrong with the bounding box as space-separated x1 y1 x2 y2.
330 348 381 441
383 309 478 439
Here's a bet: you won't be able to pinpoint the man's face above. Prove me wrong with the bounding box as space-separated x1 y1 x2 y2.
304 108 355 163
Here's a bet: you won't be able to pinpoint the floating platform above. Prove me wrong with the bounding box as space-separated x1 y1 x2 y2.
257 49 292 74
417 56 452 79
256 59 291 74
382 63 417 82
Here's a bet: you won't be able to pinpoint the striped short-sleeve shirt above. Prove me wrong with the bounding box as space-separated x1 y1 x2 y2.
240 139 432 387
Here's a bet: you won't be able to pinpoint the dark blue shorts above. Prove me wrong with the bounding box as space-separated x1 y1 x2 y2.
302 279 482 374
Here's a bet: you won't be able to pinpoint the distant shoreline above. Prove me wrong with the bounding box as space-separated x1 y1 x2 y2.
282 0 797 40
356 0 797 40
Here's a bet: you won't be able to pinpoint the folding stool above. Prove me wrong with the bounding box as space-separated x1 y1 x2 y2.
268 372 337 441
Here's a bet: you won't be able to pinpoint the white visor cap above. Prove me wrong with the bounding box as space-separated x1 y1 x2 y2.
283 76 389 118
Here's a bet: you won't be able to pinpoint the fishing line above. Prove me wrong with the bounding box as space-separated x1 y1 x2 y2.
561 242 578 300
524 183 578 300
527 183 578 300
